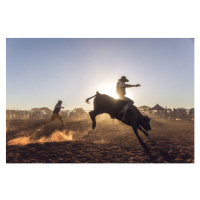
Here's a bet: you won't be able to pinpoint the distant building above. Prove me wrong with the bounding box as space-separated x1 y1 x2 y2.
176 108 187 114
149 104 165 111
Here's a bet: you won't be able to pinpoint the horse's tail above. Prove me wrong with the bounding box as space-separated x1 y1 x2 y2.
86 92 99 104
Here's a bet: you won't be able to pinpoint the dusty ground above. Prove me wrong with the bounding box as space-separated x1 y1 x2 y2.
6 117 194 163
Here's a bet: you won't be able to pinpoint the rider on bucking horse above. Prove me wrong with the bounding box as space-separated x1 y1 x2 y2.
116 76 141 121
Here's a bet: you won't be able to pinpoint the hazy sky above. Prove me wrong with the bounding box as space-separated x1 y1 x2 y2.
6 38 194 110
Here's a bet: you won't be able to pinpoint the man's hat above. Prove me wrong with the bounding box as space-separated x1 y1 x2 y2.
119 76 129 82
58 100 62 103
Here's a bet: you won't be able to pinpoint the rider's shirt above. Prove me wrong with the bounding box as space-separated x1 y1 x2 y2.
116 81 126 97
53 103 62 114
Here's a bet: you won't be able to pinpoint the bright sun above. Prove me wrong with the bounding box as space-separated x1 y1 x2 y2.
99 83 118 99
99 83 133 100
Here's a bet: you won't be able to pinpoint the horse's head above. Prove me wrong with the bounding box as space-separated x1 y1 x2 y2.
140 116 151 131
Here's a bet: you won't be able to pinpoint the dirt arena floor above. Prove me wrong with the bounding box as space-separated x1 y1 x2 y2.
6 117 194 163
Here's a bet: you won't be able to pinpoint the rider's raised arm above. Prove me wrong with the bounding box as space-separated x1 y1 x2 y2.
125 84 141 88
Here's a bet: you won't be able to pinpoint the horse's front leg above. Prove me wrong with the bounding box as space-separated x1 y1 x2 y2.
89 110 97 130
132 122 139 136
137 125 149 136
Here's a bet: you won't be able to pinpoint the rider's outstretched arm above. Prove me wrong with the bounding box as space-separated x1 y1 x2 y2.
125 84 141 88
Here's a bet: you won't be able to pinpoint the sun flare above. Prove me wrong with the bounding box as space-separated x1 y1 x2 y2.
99 83 134 100
99 83 118 99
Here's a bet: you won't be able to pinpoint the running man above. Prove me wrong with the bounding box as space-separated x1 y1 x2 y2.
43 100 65 128
116 76 141 121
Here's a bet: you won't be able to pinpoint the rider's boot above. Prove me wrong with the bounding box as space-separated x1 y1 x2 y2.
119 104 129 122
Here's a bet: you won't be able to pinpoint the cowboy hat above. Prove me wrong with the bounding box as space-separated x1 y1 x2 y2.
118 76 129 82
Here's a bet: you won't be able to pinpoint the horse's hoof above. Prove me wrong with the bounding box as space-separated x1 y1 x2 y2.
92 124 96 130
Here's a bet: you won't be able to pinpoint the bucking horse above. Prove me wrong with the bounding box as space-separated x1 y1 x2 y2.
86 91 151 136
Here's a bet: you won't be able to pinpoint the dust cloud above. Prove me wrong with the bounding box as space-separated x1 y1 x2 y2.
7 129 75 146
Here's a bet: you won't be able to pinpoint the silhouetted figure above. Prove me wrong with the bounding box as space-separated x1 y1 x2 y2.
116 76 141 121
43 100 66 128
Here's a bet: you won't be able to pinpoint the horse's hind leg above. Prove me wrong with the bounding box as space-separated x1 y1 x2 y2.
89 110 97 130
137 125 149 137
